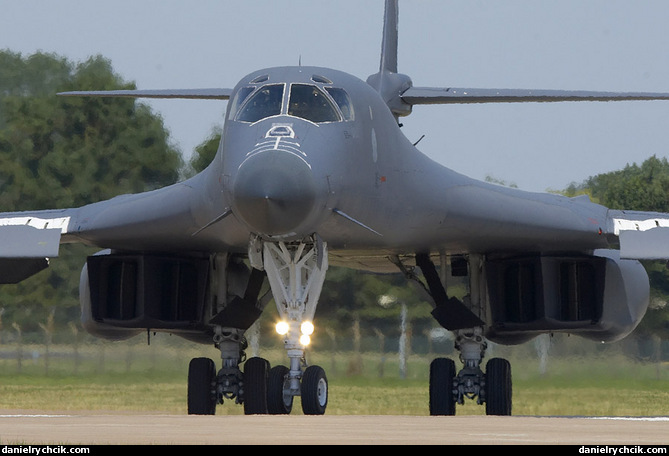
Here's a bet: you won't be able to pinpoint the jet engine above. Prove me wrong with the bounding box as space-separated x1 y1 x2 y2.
483 249 649 344
79 250 267 343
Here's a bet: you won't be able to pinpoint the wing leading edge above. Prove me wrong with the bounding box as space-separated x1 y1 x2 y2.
58 88 232 100
401 87 669 105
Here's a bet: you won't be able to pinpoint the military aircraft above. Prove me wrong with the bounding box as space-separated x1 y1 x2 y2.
3 0 669 416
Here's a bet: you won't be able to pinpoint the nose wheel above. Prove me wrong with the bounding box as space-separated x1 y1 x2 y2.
301 365 329 415
267 363 328 415
267 365 293 414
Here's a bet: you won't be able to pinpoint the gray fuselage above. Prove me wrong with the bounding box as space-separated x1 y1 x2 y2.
57 65 612 272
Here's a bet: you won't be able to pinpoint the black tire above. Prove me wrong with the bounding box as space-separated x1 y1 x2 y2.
267 365 293 414
429 357 456 416
243 357 270 415
187 357 217 415
485 357 512 416
301 365 328 415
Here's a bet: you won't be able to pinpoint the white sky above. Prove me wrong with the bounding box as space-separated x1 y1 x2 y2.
2 0 669 192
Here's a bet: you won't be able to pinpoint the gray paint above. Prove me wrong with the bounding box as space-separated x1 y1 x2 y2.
1 1 668 292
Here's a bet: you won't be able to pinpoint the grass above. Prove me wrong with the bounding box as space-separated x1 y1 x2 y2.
0 337 667 416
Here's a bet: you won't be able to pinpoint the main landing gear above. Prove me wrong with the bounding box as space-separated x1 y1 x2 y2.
187 236 329 415
429 327 512 416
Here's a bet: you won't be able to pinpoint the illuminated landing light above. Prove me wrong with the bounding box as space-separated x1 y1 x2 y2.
300 334 311 346
301 321 315 336
276 321 290 335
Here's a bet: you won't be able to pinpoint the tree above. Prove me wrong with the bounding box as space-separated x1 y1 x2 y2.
0 51 184 332
573 156 669 341
188 128 221 175
585 156 669 213
316 267 434 350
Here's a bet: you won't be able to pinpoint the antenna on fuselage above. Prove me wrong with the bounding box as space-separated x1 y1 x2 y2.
367 0 413 119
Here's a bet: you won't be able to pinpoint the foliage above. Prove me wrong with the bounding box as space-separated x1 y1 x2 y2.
485 174 518 188
315 267 435 340
188 127 221 175
585 155 669 212
569 155 669 340
0 51 183 331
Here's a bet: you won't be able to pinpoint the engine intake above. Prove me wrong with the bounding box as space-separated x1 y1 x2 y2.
80 252 209 340
484 250 649 344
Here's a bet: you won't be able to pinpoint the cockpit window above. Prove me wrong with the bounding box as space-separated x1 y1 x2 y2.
236 84 284 123
325 87 354 121
232 82 350 124
227 86 254 120
288 84 340 123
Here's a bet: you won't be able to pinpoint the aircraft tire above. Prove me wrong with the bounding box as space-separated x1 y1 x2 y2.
243 357 270 415
187 357 217 415
267 365 293 414
301 365 328 415
429 357 456 416
485 357 512 416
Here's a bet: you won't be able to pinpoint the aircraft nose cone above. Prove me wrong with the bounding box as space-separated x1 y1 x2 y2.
232 151 318 236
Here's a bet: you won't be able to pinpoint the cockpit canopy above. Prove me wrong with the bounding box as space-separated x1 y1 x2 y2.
229 75 354 124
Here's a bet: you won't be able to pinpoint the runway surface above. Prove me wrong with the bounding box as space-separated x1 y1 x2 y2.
0 411 667 445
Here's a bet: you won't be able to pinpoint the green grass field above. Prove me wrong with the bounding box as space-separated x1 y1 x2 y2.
0 336 667 416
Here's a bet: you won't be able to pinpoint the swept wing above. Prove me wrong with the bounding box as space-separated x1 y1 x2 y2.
401 87 669 105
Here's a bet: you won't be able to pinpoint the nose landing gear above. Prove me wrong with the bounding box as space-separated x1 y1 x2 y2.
260 236 329 415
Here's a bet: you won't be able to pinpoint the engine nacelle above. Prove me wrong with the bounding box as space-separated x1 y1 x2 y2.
80 251 266 343
483 250 649 344
80 260 140 341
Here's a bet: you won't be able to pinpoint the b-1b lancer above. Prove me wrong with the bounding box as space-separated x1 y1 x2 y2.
3 0 669 416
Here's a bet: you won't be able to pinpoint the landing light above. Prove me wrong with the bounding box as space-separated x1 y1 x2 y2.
275 320 315 344
301 321 315 336
275 321 290 335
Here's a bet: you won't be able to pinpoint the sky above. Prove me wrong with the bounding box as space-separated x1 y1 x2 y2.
2 0 669 193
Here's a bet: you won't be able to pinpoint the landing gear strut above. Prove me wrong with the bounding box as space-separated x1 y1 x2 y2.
402 253 512 416
429 327 512 416
187 326 258 415
260 236 329 415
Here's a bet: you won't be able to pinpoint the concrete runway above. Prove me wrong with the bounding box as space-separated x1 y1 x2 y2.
0 411 667 445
